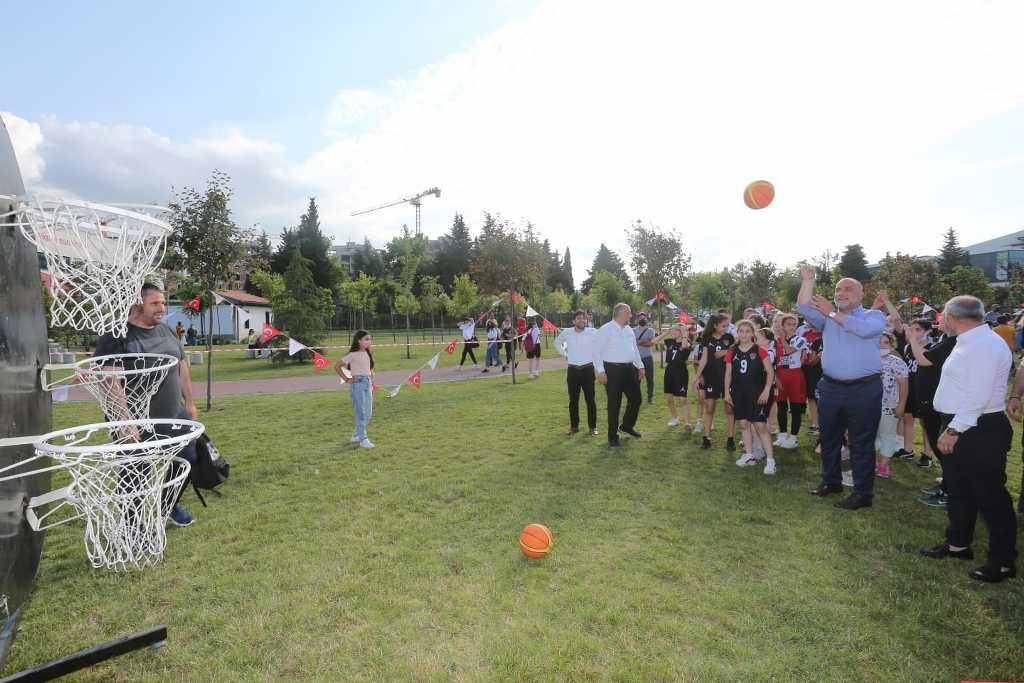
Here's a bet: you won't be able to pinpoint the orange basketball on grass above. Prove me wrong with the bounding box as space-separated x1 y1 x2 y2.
519 523 553 559
744 180 775 209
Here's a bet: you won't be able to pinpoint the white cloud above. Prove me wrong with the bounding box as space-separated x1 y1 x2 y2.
6 0 1024 286
1 112 45 182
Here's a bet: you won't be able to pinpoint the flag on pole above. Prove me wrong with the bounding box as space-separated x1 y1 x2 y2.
510 291 523 303
261 323 282 344
409 370 422 389
645 296 657 306
665 301 678 310
185 296 201 313
541 318 558 333
920 303 935 314
427 353 440 369
288 338 307 356
910 295 923 305
444 339 458 354
525 305 539 317
678 311 692 324
312 351 332 372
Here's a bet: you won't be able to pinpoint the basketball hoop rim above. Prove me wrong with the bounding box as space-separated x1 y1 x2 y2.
41 353 180 391
0 194 172 234
34 419 205 456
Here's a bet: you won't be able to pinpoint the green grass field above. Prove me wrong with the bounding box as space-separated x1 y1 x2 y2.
5 373 1024 682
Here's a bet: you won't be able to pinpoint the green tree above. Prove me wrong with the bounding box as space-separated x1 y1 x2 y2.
561 247 575 292
771 268 803 310
250 271 285 300
583 271 631 316
838 244 870 282
450 273 480 316
943 265 994 304
270 250 333 362
244 231 273 294
340 272 376 329
937 227 971 275
581 243 632 292
270 198 343 296
870 252 951 307
417 275 445 328
164 170 246 409
626 220 691 297
685 271 729 314
737 259 777 308
351 238 387 279
1007 265 1024 308
394 288 421 359
432 213 473 290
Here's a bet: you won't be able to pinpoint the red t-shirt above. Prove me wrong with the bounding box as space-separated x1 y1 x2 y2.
517 319 527 335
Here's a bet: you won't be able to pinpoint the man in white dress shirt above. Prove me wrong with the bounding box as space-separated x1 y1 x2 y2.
555 310 599 435
924 296 1016 583
593 303 646 447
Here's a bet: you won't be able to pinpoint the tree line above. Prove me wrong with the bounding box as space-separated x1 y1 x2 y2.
162 172 1010 358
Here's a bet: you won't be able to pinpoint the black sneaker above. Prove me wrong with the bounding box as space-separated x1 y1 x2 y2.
725 437 736 452
701 436 711 450
920 486 943 497
917 455 934 468
893 449 915 461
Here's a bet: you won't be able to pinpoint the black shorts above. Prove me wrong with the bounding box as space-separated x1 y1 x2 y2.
703 378 725 400
803 365 823 396
663 364 689 397
526 345 541 359
731 386 770 422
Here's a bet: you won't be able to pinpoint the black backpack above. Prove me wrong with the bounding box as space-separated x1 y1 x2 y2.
190 433 230 506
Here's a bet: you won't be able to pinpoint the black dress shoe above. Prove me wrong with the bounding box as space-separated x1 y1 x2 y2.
620 427 642 438
968 563 1017 583
725 437 736 452
809 483 843 497
834 494 872 510
920 544 974 560
608 439 621 448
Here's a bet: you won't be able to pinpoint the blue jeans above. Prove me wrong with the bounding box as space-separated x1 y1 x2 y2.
485 342 502 368
350 376 373 441
817 377 882 498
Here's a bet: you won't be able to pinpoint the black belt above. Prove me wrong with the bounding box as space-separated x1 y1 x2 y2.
823 373 880 386
604 362 633 367
569 362 593 368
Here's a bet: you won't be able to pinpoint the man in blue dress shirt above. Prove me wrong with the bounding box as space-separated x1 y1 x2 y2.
796 265 886 510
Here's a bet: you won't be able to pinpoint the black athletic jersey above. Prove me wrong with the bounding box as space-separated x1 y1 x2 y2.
700 334 734 384
915 335 957 403
664 338 691 369
901 343 921 375
726 344 769 389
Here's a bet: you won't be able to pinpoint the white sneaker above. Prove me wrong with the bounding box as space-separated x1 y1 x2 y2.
841 470 853 487
763 459 777 475
360 438 375 449
350 436 361 443
455 365 463 371
472 364 479 369
841 446 851 461
693 421 704 434
667 418 680 427
772 435 785 447
784 434 799 449
735 453 758 467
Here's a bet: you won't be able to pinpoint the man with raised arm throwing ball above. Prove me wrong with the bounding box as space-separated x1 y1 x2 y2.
796 265 886 510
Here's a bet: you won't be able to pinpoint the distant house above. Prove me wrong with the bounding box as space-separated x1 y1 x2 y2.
164 290 273 343
331 241 364 274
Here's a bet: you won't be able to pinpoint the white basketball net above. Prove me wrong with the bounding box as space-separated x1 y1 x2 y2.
38 420 202 571
42 353 179 422
7 197 172 338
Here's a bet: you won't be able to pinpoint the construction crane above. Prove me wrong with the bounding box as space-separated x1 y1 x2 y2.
350 187 441 235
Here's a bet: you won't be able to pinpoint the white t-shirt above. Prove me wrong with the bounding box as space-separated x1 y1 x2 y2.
778 334 807 369
458 321 476 341
881 353 909 409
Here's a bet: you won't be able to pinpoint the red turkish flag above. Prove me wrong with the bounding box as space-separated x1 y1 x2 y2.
261 323 281 344
444 339 458 354
910 295 923 305
678 311 692 324
312 351 332 372
541 318 558 332
509 291 523 303
408 370 422 389
372 383 380 393
185 296 201 312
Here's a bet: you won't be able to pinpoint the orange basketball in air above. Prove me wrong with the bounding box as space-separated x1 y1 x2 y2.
744 180 775 209
518 523 553 559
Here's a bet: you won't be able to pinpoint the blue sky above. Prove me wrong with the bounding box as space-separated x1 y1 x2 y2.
6 1 536 156
4 0 1024 286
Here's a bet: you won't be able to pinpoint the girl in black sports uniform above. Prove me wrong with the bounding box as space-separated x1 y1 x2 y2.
726 320 776 474
653 324 693 432
695 314 734 450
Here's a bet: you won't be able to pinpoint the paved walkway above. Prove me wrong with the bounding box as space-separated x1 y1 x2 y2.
64 356 573 402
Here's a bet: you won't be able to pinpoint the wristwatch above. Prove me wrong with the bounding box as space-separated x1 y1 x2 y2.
944 427 961 437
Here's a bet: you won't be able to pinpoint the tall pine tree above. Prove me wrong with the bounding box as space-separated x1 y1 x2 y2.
937 227 971 274
433 213 473 289
271 197 342 295
561 247 575 292
838 244 870 282
581 243 632 292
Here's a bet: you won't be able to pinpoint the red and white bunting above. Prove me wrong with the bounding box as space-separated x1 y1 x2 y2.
312 351 332 372
288 338 307 356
